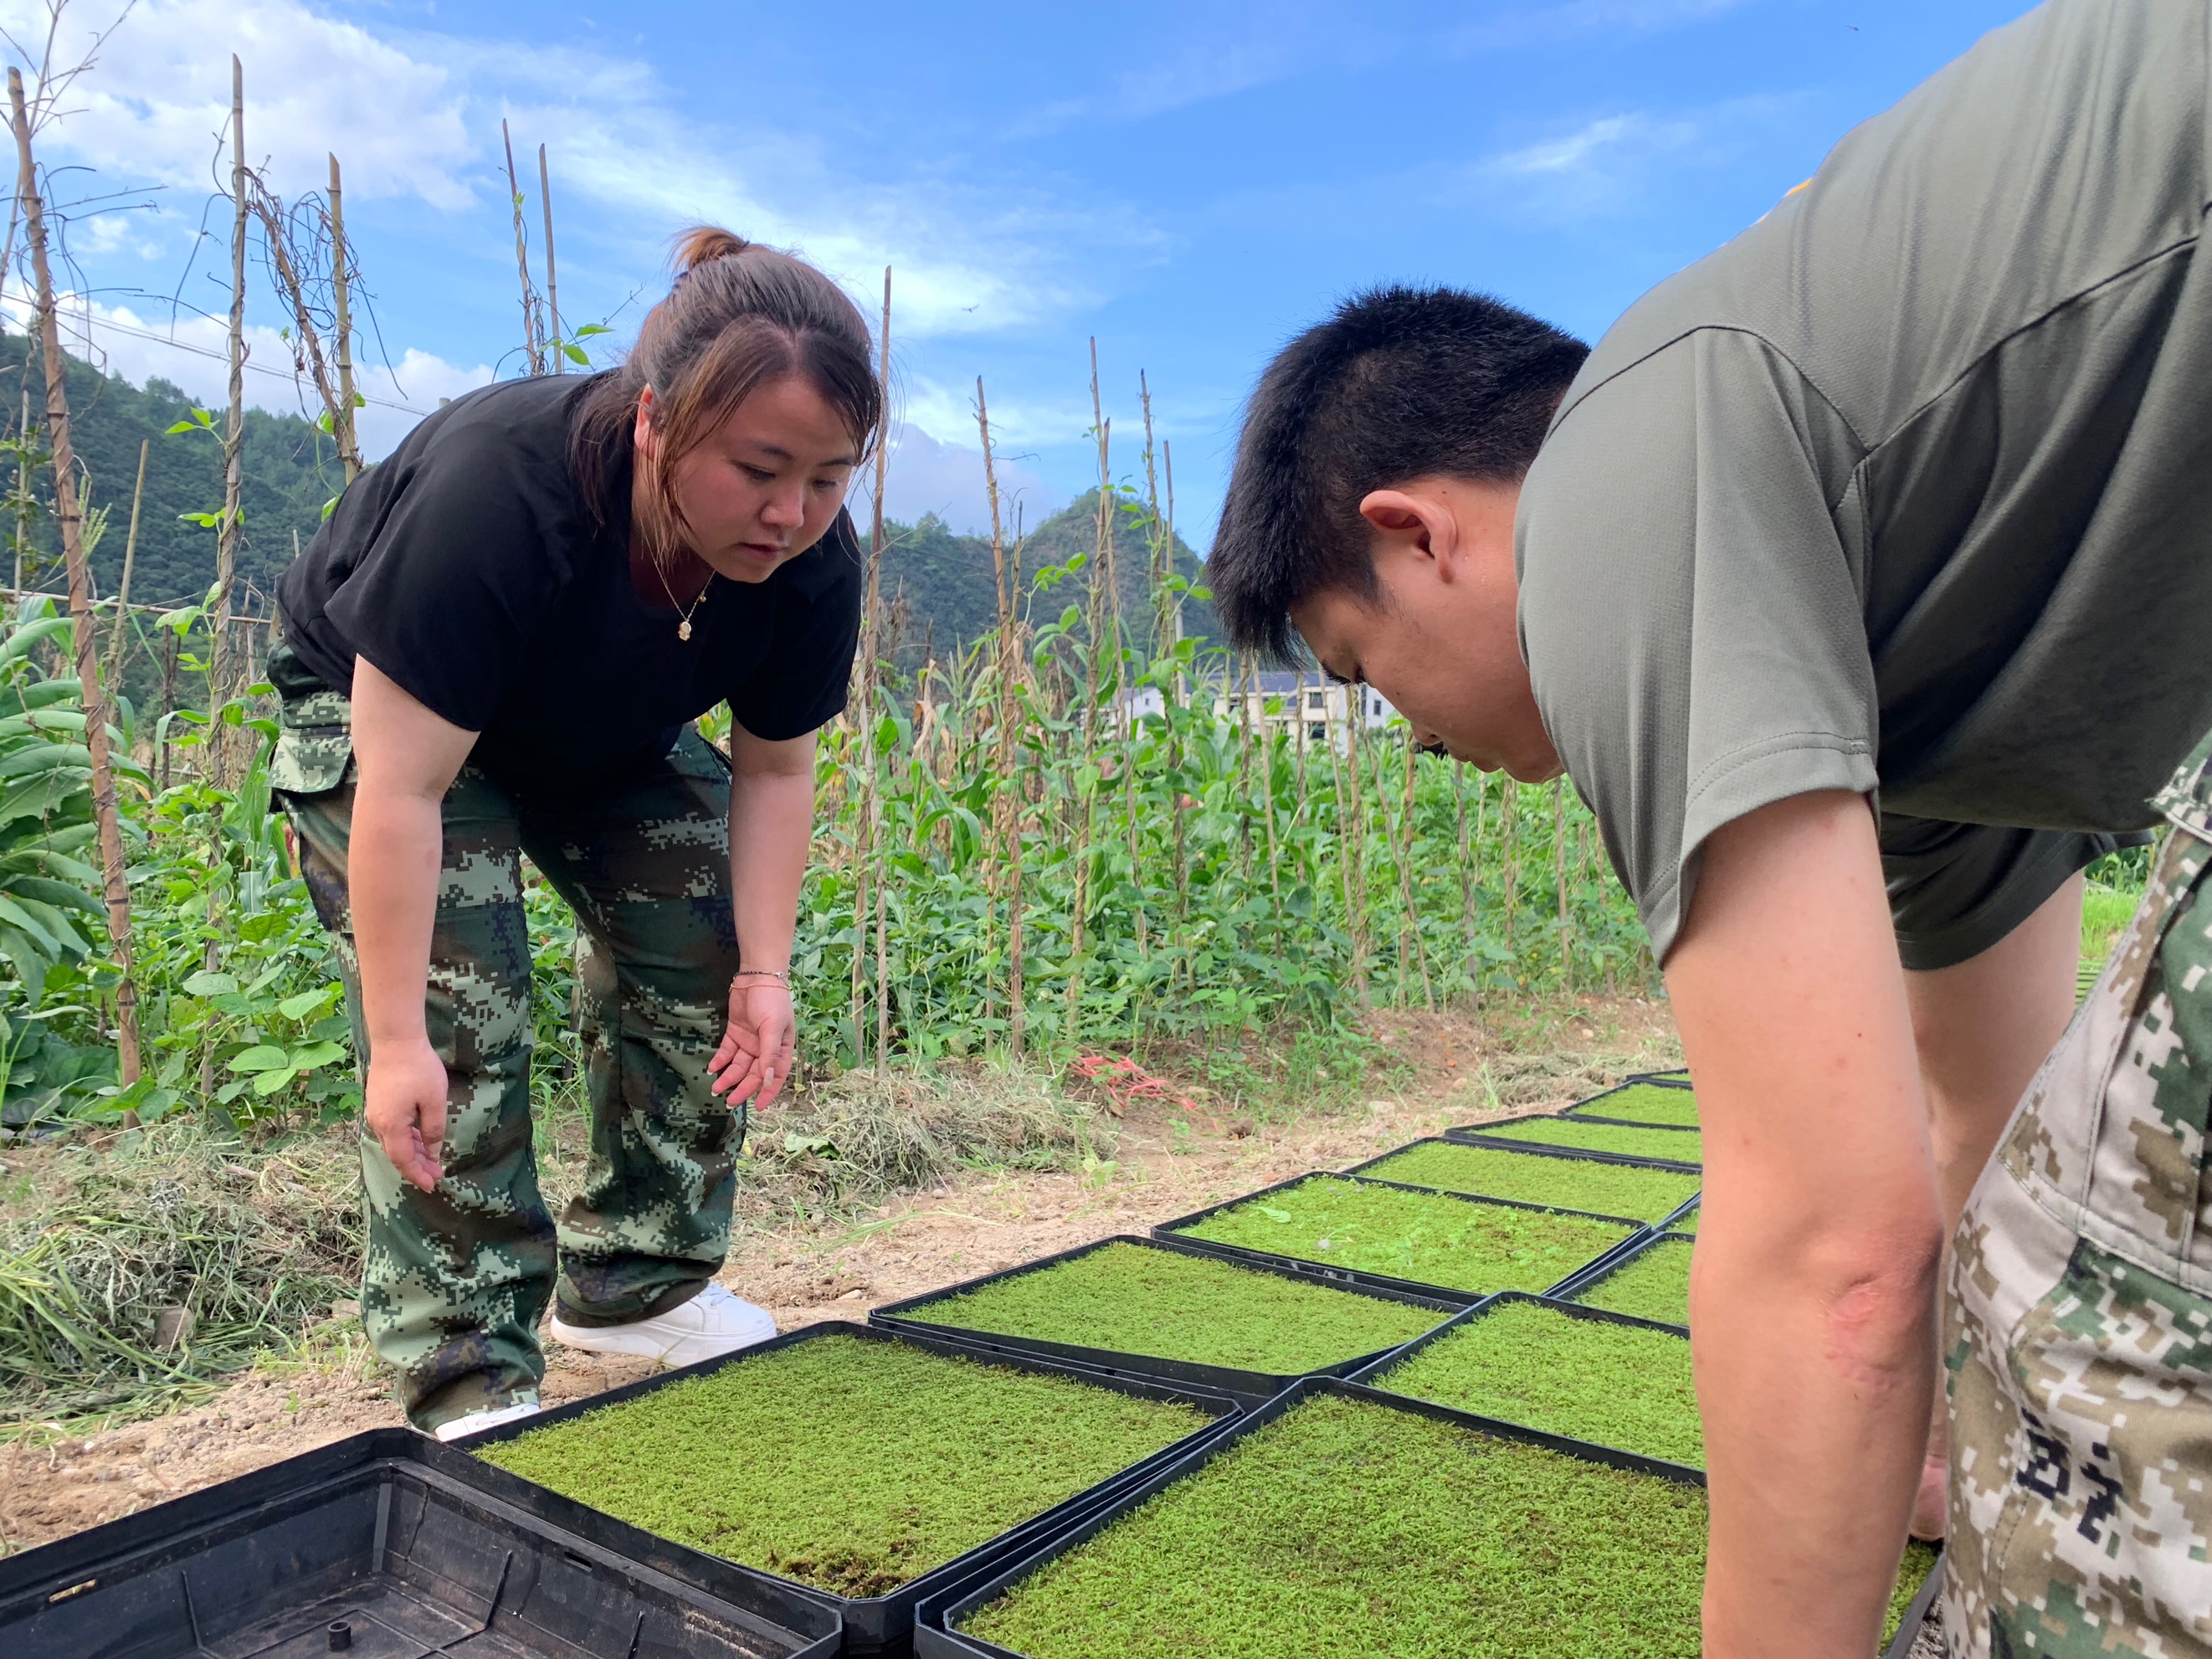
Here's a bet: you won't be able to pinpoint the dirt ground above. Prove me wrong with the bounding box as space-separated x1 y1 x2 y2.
0 998 1680 1558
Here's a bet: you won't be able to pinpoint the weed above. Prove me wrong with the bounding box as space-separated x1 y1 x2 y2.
1172 1175 1635 1296
902 1241 1443 1374
1360 1141 1698 1224
1573 1083 1699 1128
478 1334 1208 1600
1477 1117 1701 1165
1570 1236 1692 1327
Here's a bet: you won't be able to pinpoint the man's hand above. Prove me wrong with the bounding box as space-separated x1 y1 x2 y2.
711 978 796 1109
366 1036 449 1191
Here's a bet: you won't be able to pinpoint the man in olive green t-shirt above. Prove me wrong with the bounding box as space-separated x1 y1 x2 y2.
1207 2 2212 1654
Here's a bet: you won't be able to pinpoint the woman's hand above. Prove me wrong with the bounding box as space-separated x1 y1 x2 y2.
711 976 797 1108
366 1037 449 1192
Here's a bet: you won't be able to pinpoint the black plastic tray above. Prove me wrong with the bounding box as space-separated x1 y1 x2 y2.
912 1374 1707 1659
1444 1107 1702 1171
451 1318 1238 1655
1886 1552 1944 1659
1343 1133 1701 1225
0 1426 843 1659
870 1233 1469 1407
1152 1169 1643 1305
1554 1227 1696 1332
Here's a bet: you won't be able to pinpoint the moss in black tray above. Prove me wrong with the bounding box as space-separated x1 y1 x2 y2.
475 1334 1208 1598
906 1241 1443 1373
1887 1543 1940 1648
1364 1140 1700 1223
1481 1116 1703 1163
1172 1175 1633 1295
962 1392 1710 1658
1573 1236 1693 1325
1377 1300 1701 1466
1580 1081 1701 1127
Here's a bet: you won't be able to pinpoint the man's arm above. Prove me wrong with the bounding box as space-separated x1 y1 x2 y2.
1667 789 1944 1657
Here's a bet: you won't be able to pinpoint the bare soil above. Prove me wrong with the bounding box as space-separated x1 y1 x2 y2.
0 999 1677 1558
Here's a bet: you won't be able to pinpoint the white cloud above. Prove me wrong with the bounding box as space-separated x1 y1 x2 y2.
1464 97 1787 222
1452 0 1753 52
853 422 1059 540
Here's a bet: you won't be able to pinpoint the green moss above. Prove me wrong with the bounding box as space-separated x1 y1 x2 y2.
1576 1083 1701 1128
1886 1543 1940 1647
1363 1140 1700 1224
1375 1301 1702 1466
1477 1117 1703 1165
1673 1203 1701 1234
1172 1176 1635 1297
905 1241 1445 1374
962 1392 1711 1658
475 1333 1209 1599
1572 1236 1693 1326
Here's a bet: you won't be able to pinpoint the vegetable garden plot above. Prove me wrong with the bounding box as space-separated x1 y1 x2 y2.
873 1236 1460 1403
927 1384 1712 1659
1454 1112 1702 1168
1356 1294 1702 1466
1349 1136 1700 1224
1158 1172 1638 1301
1566 1080 1702 1128
0 1428 841 1659
1564 1231 1695 1328
469 1322 1233 1653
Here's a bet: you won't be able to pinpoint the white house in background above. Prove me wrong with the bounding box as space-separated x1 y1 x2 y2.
1114 672 1398 748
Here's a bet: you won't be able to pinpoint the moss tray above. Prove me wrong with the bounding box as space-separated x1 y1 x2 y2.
961 1391 1710 1658
1887 1543 1940 1650
1475 1117 1703 1165
475 1333 1210 1600
899 1240 1445 1374
1375 1300 1701 1466
1574 1082 1701 1128
1170 1175 1634 1297
1362 1139 1699 1224
1571 1235 1693 1326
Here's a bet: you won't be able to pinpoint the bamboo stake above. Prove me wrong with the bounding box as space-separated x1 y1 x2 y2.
977 377 1024 1057
101 437 146 687
9 66 141 1088
1553 774 1571 989
1398 735 1434 1009
849 268 890 1069
210 56 248 782
500 121 542 375
327 155 361 481
539 145 562 376
252 182 346 457
11 383 28 592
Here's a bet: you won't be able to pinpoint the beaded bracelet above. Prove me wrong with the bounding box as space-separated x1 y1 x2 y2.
734 968 791 986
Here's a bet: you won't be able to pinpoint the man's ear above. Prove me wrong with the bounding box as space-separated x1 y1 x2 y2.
1358 485 1464 582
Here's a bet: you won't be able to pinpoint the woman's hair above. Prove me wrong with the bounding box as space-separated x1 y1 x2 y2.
572 227 883 566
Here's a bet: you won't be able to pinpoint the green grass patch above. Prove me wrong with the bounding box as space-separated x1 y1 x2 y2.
1571 1237 1693 1326
1887 1542 1940 1648
1172 1176 1634 1297
903 1241 1445 1374
475 1334 1209 1599
1476 1117 1702 1164
962 1391 1711 1658
1363 1141 1699 1224
1576 1083 1701 1128
1374 1301 1701 1466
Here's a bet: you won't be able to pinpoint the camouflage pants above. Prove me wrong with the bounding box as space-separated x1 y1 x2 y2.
1948 736 2212 1657
266 650 746 1433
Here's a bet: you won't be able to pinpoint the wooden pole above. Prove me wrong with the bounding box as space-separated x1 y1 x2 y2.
326 154 361 480
538 144 561 375
501 121 542 375
210 56 248 777
850 268 890 1069
9 67 141 1087
978 377 1023 1058
101 437 147 688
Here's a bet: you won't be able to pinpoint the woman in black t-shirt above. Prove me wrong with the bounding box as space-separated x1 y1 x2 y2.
270 228 876 1439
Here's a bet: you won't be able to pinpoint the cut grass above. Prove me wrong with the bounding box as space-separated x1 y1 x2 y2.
901 1241 1445 1374
1475 1117 1702 1165
1373 1300 1701 1466
475 1333 1209 1599
1172 1176 1635 1297
962 1391 1711 1659
1570 1236 1693 1327
1362 1141 1699 1224
1573 1083 1701 1128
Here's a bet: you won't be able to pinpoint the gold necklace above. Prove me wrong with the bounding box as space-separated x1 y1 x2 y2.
657 562 713 641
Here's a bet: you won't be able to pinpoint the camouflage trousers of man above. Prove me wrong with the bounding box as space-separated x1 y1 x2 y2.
1948 733 2212 1657
266 650 746 1434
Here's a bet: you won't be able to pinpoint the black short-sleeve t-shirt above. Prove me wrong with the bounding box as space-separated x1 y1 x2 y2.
278 374 863 780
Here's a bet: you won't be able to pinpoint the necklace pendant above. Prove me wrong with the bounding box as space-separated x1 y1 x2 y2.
678 618 693 642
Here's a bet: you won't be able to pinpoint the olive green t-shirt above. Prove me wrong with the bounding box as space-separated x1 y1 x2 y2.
1516 0 2212 969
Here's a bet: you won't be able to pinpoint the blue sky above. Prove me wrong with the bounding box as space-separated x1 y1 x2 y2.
4 0 2033 539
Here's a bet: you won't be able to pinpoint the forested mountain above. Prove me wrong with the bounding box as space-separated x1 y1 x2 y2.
0 335 1219 669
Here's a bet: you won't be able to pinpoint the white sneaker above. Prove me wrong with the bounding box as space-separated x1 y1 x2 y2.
549 1282 778 1368
431 1398 542 1442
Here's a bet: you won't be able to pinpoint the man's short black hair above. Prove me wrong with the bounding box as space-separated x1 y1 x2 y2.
1210 285 1588 661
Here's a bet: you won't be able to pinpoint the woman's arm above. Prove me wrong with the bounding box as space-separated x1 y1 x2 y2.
1666 790 1944 1657
709 720 816 1109
350 658 478 1190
